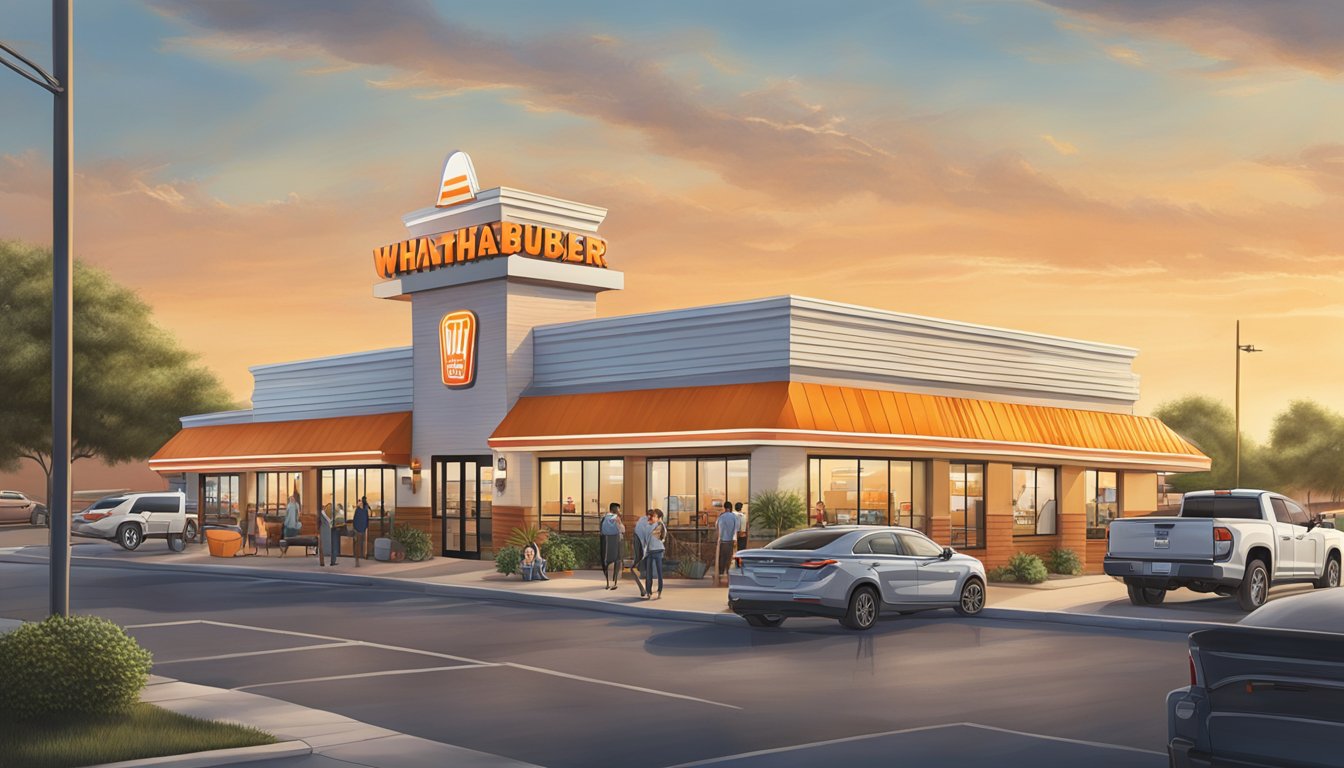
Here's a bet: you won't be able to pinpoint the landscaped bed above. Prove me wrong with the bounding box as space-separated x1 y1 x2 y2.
0 702 276 768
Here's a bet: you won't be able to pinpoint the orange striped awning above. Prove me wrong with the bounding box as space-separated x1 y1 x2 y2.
489 383 1209 471
149 412 412 473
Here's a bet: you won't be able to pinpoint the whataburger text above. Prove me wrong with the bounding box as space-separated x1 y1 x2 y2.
374 221 608 279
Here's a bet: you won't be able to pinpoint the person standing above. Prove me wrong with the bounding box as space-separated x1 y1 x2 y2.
283 490 301 538
644 509 667 599
632 509 653 597
317 503 332 567
812 501 828 527
353 496 371 566
714 501 740 586
734 501 748 553
600 502 625 590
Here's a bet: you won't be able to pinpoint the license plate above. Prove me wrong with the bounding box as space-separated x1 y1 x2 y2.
1152 562 1172 575
753 567 785 575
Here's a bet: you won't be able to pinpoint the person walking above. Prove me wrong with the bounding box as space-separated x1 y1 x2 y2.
734 501 748 553
714 501 740 586
632 509 653 596
644 509 667 599
600 502 625 590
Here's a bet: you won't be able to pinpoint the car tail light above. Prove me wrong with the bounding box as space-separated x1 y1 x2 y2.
798 559 838 569
733 557 742 569
82 512 109 522
1213 526 1233 558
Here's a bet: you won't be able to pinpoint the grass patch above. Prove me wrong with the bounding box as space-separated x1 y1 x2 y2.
0 702 276 768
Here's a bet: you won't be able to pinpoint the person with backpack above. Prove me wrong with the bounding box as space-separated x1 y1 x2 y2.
600 502 625 590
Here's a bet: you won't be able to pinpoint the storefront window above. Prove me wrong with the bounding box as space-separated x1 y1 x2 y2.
647 457 749 535
539 459 624 533
200 474 240 526
808 457 927 531
319 467 396 534
949 462 985 549
1086 470 1120 539
255 472 303 521
1012 466 1057 536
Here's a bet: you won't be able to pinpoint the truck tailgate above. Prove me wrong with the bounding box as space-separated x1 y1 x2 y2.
1191 627 1344 768
1107 517 1214 560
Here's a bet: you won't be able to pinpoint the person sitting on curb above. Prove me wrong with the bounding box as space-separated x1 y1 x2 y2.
521 541 549 581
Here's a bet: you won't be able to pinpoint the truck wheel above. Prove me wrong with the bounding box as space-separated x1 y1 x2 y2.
117 523 143 551
1126 581 1166 605
1315 554 1341 589
166 534 186 552
841 586 879 630
1238 559 1269 611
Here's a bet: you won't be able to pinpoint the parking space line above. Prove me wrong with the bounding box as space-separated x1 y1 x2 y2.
154 642 356 665
126 620 207 629
503 663 742 710
962 723 1165 756
131 618 744 712
232 663 498 691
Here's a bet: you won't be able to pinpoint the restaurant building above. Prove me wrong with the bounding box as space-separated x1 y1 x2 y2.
150 151 1210 573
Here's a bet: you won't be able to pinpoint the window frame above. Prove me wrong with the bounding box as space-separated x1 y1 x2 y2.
1011 464 1059 537
538 457 625 534
948 462 986 550
645 456 750 535
317 466 398 528
199 473 241 526
807 455 928 532
1085 469 1122 540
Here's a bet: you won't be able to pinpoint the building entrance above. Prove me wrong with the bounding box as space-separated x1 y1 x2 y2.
433 456 493 558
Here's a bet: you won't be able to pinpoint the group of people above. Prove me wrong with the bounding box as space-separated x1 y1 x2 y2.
713 500 748 584
599 503 669 599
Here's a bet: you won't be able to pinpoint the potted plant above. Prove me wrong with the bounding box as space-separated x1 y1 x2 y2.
676 556 708 580
749 489 807 541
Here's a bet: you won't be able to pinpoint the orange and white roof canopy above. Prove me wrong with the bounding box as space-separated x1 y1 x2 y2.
488 382 1210 472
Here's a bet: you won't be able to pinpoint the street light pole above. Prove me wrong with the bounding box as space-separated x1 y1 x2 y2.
0 0 73 617
1234 320 1262 489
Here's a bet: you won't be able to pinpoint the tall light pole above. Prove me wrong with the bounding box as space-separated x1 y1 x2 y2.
0 0 74 617
1234 320 1262 489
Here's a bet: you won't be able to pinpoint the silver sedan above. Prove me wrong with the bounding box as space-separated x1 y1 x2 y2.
728 526 988 630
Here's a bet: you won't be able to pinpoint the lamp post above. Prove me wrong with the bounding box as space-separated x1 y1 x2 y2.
1234 320 1262 489
0 0 74 617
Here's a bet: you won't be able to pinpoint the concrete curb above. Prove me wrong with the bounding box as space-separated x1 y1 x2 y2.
88 740 310 768
8 553 1223 634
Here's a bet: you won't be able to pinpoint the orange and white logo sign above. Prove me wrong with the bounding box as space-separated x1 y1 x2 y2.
436 150 479 209
439 310 478 388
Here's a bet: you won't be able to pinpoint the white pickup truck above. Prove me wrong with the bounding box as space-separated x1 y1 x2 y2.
1104 490 1343 611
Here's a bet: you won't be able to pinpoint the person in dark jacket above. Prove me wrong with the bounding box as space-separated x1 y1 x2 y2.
600 502 625 590
352 496 371 566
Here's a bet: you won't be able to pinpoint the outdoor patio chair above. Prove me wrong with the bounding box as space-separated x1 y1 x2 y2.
204 526 246 558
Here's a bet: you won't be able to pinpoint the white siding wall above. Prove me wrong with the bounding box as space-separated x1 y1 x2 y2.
527 296 1140 411
248 347 413 423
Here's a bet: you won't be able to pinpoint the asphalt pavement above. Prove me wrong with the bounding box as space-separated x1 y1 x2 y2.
0 553 1188 768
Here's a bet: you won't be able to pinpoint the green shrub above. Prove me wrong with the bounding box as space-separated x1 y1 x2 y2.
495 546 522 575
542 531 600 568
1007 552 1049 584
749 489 808 540
391 524 432 562
505 523 541 550
987 565 1017 583
542 540 578 572
0 615 153 719
1045 548 1083 576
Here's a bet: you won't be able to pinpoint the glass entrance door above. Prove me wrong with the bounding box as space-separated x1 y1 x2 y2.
434 456 493 558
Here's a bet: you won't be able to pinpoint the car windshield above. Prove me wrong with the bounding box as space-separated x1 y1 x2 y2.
1180 496 1263 520
764 530 849 551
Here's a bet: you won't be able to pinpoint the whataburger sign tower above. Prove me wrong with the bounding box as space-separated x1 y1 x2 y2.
373 151 609 280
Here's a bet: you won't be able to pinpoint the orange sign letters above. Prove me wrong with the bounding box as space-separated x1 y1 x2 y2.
373 221 608 279
439 310 478 389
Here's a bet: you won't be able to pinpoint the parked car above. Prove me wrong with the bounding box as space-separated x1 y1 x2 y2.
0 490 47 526
1167 589 1344 768
71 492 190 551
728 526 987 630
1104 489 1344 611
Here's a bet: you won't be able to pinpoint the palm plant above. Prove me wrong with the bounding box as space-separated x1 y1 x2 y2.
748 490 807 541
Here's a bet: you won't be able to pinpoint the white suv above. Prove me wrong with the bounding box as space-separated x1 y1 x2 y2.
72 492 190 551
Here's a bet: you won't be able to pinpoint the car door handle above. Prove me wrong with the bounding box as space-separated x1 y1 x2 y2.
870 562 881 568
1281 536 1292 541
1295 535 1305 540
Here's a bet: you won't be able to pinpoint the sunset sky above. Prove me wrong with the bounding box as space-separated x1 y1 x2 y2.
3 1 1344 494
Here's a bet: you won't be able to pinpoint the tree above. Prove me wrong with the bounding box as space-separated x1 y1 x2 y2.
748 489 807 541
1268 400 1344 504
1153 395 1278 493
0 240 234 501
